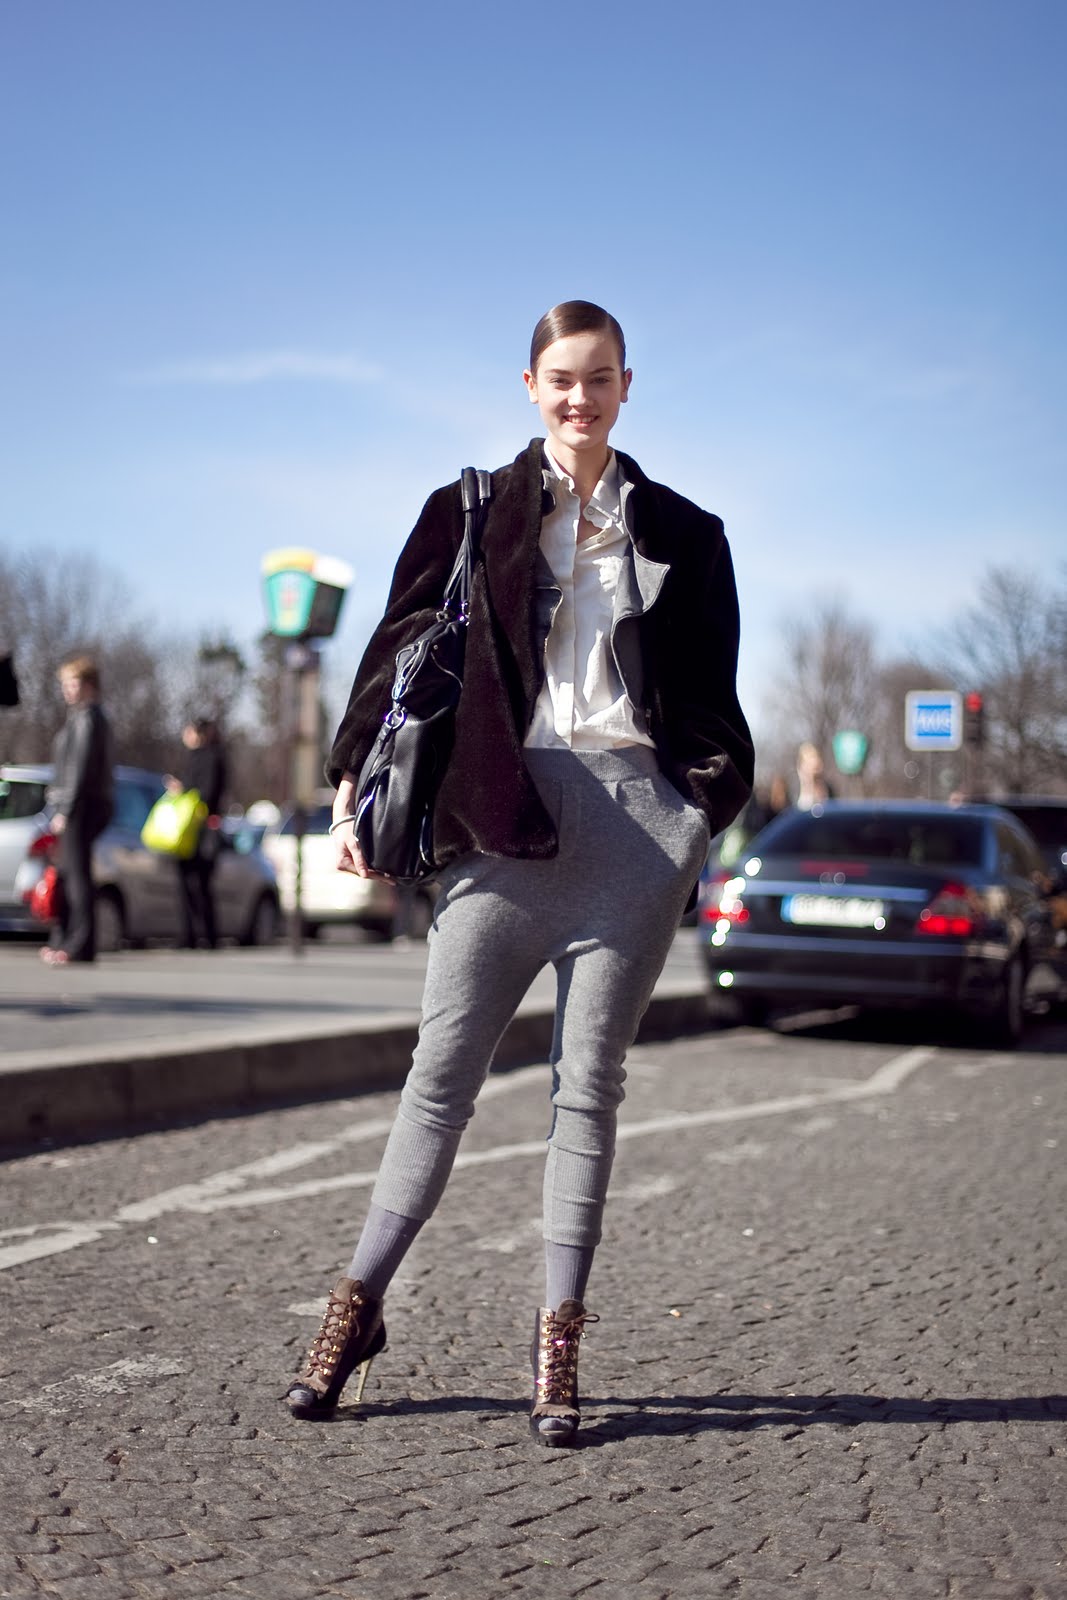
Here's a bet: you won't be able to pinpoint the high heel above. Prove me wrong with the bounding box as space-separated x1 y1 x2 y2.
286 1277 386 1417
529 1299 598 1447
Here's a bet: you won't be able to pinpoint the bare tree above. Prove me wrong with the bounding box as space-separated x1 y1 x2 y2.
189 637 247 725
764 599 880 793
938 566 1067 794
864 656 956 799
0 548 338 807
0 548 182 768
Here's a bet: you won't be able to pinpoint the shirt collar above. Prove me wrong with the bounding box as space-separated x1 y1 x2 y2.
542 443 622 533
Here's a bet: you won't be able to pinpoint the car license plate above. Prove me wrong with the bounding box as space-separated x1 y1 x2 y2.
781 894 886 929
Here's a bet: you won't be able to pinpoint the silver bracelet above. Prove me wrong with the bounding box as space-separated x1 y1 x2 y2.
327 814 360 835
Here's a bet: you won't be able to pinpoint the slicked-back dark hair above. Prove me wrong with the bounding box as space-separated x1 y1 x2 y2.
529 300 626 373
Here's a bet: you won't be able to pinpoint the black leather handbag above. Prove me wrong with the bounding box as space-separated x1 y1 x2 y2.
353 467 492 882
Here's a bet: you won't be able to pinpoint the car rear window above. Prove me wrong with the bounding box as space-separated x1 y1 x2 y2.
0 778 47 820
1003 806 1067 853
762 811 985 868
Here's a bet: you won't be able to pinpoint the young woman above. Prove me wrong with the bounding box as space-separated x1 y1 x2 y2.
285 300 753 1445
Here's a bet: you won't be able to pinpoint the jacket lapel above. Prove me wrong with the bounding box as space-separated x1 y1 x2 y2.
478 439 547 708
615 447 668 562
477 441 676 721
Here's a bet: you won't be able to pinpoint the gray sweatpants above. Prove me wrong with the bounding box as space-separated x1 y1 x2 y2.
370 747 711 1247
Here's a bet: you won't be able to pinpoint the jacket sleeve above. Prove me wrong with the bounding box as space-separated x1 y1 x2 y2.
54 707 107 819
326 483 464 788
0 653 17 707
659 523 754 836
188 746 226 814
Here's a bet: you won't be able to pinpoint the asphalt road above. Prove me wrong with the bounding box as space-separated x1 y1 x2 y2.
1 1010 1065 1598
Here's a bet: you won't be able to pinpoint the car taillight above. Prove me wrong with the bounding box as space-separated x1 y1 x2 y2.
28 832 57 859
700 872 749 926
915 882 978 937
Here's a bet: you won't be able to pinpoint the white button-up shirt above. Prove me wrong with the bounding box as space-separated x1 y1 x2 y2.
524 445 655 751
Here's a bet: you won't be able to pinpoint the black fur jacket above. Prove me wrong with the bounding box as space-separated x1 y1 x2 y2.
328 439 754 867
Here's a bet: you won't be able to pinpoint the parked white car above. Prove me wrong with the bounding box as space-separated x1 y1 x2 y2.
261 798 435 940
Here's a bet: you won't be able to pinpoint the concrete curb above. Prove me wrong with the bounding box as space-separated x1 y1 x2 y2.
0 988 713 1150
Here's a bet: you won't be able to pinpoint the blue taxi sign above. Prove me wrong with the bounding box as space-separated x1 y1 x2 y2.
904 690 962 751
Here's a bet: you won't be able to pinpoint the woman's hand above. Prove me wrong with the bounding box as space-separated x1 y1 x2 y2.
332 776 394 882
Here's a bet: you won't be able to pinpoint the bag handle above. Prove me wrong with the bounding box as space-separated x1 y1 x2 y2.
442 467 492 620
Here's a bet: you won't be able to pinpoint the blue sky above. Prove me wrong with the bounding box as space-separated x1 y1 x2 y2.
2 1 1064 737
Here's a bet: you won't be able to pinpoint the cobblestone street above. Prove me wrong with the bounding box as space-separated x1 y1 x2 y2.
2 1018 1065 1599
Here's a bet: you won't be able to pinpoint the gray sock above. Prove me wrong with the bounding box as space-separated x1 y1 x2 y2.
348 1203 425 1298
544 1240 596 1310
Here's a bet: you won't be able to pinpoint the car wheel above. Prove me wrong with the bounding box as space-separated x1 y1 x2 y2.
987 951 1026 1050
243 894 280 946
95 890 125 954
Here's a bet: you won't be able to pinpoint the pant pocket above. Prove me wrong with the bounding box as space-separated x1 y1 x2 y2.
640 775 710 874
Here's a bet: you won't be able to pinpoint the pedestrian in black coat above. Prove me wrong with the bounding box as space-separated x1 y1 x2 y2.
43 655 113 965
167 718 227 949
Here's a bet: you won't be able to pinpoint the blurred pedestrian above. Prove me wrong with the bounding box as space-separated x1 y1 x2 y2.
42 654 113 966
795 742 834 809
166 717 227 949
285 299 753 1446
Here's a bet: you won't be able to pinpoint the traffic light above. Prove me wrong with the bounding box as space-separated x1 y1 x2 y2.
963 691 985 747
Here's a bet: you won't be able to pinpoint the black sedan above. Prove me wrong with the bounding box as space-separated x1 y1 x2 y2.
698 801 1067 1046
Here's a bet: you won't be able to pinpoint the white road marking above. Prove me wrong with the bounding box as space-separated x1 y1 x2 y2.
4 1356 185 1415
476 1220 542 1254
612 1175 679 1200
115 1142 344 1223
1 1047 937 1271
113 1063 549 1225
794 1116 839 1136
0 1221 121 1270
704 1139 769 1166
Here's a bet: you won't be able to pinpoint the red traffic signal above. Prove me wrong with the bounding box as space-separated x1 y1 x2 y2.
963 691 985 746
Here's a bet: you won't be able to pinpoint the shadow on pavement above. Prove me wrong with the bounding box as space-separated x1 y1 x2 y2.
311 1390 1067 1439
751 1005 1067 1057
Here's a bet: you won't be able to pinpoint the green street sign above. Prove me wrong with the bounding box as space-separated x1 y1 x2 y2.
833 729 869 775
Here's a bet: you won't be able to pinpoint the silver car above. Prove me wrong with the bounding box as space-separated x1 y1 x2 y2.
1 764 280 949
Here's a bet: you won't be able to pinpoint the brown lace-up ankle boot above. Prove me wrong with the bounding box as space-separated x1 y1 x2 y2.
286 1277 386 1417
530 1299 599 1447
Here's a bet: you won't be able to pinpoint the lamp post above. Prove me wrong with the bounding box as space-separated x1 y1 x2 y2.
261 549 353 954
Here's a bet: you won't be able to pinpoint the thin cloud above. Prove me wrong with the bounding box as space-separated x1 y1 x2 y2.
129 350 384 386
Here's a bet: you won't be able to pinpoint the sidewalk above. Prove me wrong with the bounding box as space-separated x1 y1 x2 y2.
0 935 712 1148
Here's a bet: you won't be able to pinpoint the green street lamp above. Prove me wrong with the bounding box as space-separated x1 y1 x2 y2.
260 548 353 955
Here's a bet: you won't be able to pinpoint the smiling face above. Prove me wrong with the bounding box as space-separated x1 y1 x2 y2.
524 329 632 478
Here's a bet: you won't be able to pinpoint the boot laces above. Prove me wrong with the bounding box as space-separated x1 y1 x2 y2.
303 1288 365 1381
535 1308 599 1403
